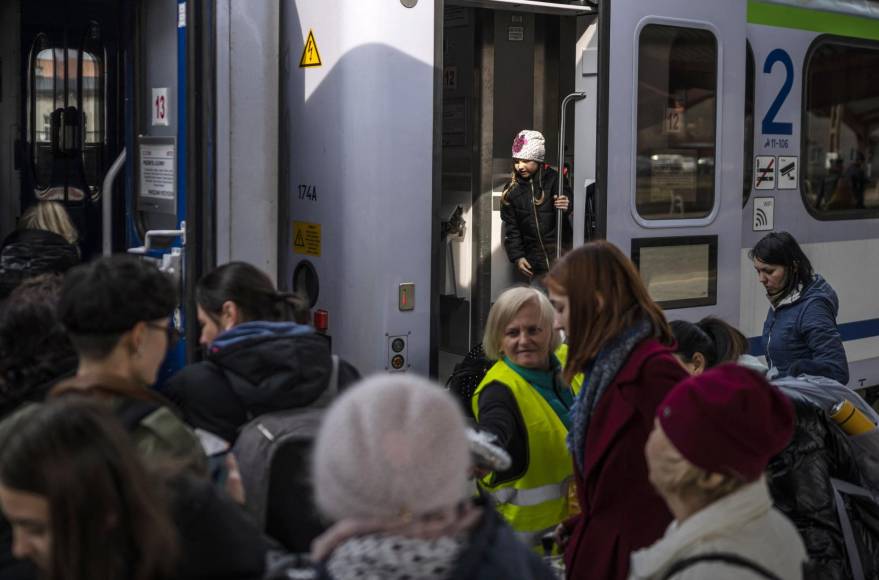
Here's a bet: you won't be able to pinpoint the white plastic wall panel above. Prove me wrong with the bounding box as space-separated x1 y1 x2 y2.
215 0 280 279
282 0 435 374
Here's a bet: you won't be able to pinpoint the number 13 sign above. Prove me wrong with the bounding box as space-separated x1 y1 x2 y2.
152 88 169 127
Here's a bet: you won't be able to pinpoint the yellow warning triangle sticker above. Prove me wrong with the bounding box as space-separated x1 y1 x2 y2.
299 30 322 68
294 229 305 247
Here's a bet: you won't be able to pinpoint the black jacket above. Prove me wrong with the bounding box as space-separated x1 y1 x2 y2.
265 506 556 580
166 322 359 443
170 475 270 580
0 229 79 300
500 167 572 275
766 399 879 580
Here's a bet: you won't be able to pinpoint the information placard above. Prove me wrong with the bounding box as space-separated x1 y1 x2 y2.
138 136 177 215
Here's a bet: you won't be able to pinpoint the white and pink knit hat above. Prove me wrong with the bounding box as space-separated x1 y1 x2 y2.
512 129 546 162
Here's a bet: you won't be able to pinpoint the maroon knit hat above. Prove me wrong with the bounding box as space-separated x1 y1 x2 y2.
657 363 795 481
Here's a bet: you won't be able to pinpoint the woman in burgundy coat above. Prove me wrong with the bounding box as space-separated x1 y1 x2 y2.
546 241 688 580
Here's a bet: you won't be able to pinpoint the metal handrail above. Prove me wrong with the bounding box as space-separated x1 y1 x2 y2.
557 92 586 259
101 148 127 255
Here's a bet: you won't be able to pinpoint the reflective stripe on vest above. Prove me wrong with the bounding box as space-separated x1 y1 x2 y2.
488 478 570 507
472 346 581 541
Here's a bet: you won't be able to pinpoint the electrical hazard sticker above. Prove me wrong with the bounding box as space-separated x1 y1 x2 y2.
299 30 322 68
755 156 776 190
293 221 321 256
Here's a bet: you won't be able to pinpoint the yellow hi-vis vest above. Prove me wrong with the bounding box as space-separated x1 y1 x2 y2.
472 345 582 545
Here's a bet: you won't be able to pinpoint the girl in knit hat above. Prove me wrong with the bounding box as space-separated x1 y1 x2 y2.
629 364 806 580
279 374 555 580
501 130 572 281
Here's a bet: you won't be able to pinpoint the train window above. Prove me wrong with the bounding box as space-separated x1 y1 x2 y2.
80 52 103 145
635 25 717 220
743 44 755 207
28 42 104 199
803 39 879 218
631 236 718 309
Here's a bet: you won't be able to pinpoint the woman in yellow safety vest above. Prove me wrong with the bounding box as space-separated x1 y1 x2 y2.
472 286 580 547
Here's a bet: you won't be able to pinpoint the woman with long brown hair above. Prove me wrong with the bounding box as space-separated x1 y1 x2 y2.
0 397 269 580
0 398 178 580
545 241 688 580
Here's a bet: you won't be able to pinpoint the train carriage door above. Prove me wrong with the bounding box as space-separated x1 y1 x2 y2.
437 1 595 379
18 0 123 258
600 0 746 324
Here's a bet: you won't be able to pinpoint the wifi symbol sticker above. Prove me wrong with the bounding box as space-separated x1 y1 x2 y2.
753 197 774 231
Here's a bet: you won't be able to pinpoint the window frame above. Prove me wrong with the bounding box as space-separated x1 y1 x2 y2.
743 41 755 208
801 34 879 221
631 18 722 228
631 235 719 309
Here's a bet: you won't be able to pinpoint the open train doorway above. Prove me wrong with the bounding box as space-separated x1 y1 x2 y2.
437 1 596 380
0 0 127 258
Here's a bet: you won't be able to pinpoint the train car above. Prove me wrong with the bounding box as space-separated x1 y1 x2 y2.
0 0 876 387
591 0 879 389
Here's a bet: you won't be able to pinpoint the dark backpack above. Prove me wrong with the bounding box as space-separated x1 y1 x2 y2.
232 355 340 552
445 344 492 419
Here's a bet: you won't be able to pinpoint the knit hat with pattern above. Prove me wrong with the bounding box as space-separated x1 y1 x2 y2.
313 374 472 522
512 130 546 162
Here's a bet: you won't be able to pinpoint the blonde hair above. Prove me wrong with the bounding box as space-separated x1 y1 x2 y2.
482 286 560 361
19 202 79 245
650 431 746 506
500 165 547 206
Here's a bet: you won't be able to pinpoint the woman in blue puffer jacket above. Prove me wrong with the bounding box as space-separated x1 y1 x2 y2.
749 231 849 384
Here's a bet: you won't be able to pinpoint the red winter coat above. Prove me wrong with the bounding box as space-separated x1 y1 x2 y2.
563 338 688 580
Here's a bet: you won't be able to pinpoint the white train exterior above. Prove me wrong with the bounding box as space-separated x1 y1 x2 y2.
1 0 877 387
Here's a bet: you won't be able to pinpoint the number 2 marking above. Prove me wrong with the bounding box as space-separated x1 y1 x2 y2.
761 48 793 136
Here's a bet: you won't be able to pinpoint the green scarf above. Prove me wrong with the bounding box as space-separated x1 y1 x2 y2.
503 355 574 429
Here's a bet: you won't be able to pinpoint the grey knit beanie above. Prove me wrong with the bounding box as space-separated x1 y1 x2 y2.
313 374 472 522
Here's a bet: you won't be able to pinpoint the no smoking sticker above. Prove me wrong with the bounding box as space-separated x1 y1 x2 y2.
755 156 776 190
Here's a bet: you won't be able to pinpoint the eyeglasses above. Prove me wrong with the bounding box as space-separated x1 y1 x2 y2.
145 321 181 349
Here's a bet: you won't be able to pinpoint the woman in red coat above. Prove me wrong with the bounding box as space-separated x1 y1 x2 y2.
546 241 688 580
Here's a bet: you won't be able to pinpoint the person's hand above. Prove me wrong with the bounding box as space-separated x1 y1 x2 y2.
470 466 491 480
554 195 570 211
516 257 533 278
224 453 246 505
553 522 572 551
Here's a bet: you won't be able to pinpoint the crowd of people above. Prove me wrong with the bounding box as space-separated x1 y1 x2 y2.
0 186 873 580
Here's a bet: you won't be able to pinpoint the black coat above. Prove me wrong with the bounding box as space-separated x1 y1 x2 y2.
500 167 572 275
265 507 557 580
766 398 879 580
166 324 359 443
0 230 79 300
170 475 270 580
